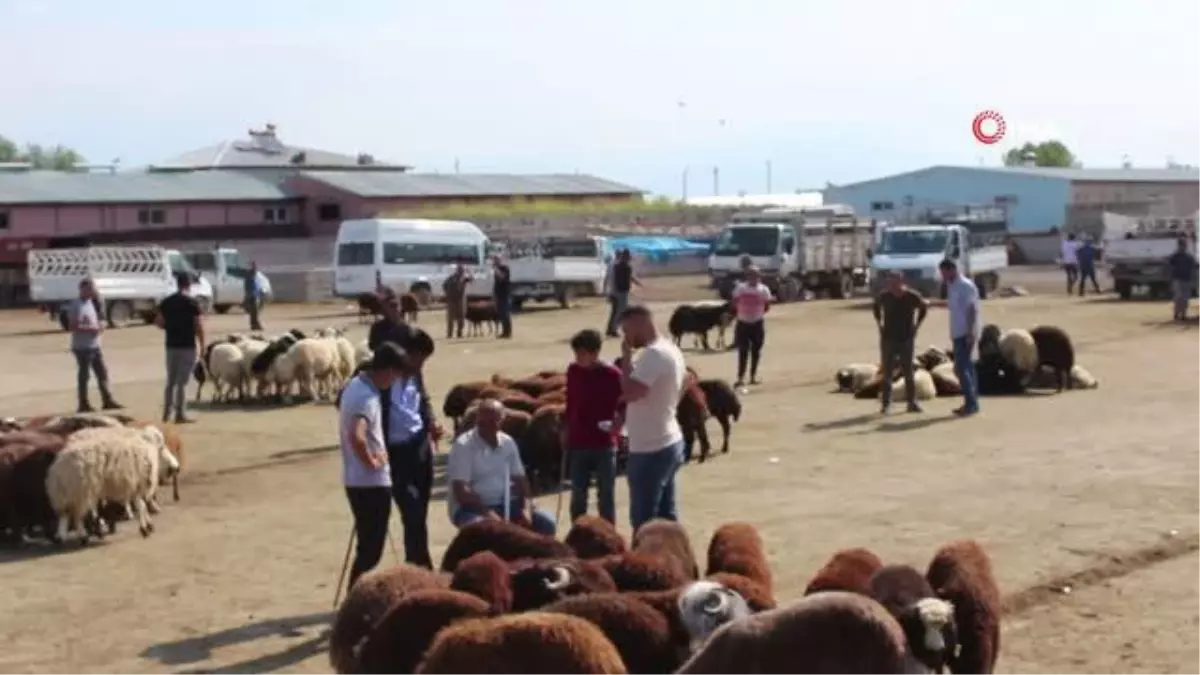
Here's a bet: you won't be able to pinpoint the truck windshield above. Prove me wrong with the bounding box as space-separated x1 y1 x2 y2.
382 242 480 265
166 252 196 275
878 230 949 255
713 227 779 257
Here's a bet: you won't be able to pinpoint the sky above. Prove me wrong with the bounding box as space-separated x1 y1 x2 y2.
2 0 1198 198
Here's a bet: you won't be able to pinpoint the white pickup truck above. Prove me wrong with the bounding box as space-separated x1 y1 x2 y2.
1105 228 1198 300
869 209 1009 299
28 245 214 329
508 236 610 310
181 247 273 314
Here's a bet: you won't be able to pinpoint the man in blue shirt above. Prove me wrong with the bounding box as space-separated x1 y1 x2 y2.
1074 238 1102 297
1168 237 1198 322
243 260 264 331
939 259 981 416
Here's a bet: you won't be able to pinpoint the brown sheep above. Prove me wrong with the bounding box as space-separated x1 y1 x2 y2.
536 390 567 406
543 593 680 674
500 409 532 444
329 563 445 674
0 432 70 541
439 518 573 573
521 404 566 493
565 515 627 560
499 391 539 414
926 539 1001 675
705 522 772 592
598 551 690 592
677 378 712 463
449 551 513 614
623 588 690 650
535 369 562 379
357 590 490 674
705 572 775 612
509 558 618 611
804 547 884 596
398 292 420 322
868 565 957 673
508 377 552 398
539 374 567 392
632 519 699 581
416 613 629 674
443 381 491 422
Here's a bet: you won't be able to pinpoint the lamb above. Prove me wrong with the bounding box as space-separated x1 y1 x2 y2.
356 589 491 675
509 557 618 611
450 550 514 613
415 612 628 674
45 425 180 543
632 518 700 581
868 565 958 673
676 579 753 654
668 302 734 351
1028 325 1076 392
543 593 679 674
439 517 573 572
598 551 690 592
329 563 445 674
925 539 1001 675
804 547 884 596
565 514 627 560
677 591 910 674
836 363 879 394
705 522 772 592
696 379 741 455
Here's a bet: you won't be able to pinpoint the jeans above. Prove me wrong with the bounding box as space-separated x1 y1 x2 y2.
453 499 557 536
626 441 683 532
606 292 629 335
734 320 765 381
1063 263 1079 294
1173 280 1193 319
163 347 197 421
879 336 917 407
345 486 392 589
387 436 434 568
1076 266 1101 296
568 447 617 524
72 348 115 409
495 294 512 337
952 336 980 413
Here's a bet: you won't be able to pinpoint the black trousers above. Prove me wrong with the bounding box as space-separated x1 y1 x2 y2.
388 435 434 568
1076 266 1101 296
345 486 392 589
245 297 263 331
734 320 766 380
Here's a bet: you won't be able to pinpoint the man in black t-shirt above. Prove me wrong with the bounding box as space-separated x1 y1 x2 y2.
155 273 205 423
1168 237 1198 322
604 249 640 337
492 255 513 338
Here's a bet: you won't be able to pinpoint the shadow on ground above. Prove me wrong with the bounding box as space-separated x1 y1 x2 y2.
140 611 333 671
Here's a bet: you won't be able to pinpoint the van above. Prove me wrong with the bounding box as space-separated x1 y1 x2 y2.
332 218 494 300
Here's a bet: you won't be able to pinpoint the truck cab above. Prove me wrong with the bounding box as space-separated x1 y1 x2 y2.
509 235 610 309
869 209 1008 299
181 247 272 314
708 220 799 298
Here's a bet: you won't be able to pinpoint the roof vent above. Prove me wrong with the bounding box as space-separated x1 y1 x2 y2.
240 123 286 155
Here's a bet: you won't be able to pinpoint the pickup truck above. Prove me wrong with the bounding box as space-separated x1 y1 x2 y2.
1105 232 1198 300
181 247 273 314
869 209 1009 299
508 236 609 310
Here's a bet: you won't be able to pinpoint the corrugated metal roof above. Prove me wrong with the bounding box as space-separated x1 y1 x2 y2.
0 171 292 205
832 164 1200 190
298 171 644 197
150 126 408 171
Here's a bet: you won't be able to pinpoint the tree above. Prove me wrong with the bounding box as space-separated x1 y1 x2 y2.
0 134 86 170
1003 140 1077 168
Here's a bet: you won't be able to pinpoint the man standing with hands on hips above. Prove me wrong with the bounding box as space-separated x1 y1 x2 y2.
872 271 928 414
939 259 981 416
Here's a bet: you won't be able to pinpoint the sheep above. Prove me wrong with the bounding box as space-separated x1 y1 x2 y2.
399 292 420 322
415 612 629 674
868 565 958 673
668 303 733 351
331 334 357 383
0 432 68 541
30 413 123 437
1028 325 1076 392
536 389 567 406
705 522 772 592
521 404 566 493
623 588 691 650
632 518 700 581
853 370 886 400
329 563 445 674
439 517 573 573
676 579 753 654
905 368 938 401
465 300 500 336
450 551 514 613
124 421 184 505
249 333 300 399
677 591 910 674
543 593 679 674
926 540 1001 675
997 328 1038 376
804 547 884 596
499 391 539 415
930 361 963 397
442 381 492 424
916 345 951 371
1069 363 1099 389
45 425 179 543
696 379 741 456
677 377 712 463
356 589 491 675
836 363 879 394
565 514 627 560
196 341 247 404
280 337 341 400
353 339 373 367
510 557 618 611
705 572 775 612
598 551 690 592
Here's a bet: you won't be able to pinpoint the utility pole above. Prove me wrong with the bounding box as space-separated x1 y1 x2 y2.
766 160 773 193
712 166 720 196
681 166 689 201
453 158 460 174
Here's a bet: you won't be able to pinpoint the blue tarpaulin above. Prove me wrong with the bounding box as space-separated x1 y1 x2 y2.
607 236 710 263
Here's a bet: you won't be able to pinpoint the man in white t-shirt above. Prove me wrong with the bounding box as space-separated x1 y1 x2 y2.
618 304 687 531
730 265 773 386
1060 233 1080 295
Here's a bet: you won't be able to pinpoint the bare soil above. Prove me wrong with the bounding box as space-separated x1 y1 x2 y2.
1 270 1196 674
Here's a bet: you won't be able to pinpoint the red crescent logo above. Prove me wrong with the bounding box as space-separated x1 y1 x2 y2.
972 110 1007 145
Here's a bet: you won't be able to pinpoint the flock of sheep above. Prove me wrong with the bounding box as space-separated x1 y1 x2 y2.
330 515 1000 674
0 412 184 546
192 327 372 406
835 323 1100 402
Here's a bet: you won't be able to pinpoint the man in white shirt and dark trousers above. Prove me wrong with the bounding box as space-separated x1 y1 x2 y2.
618 305 687 531
939 259 982 416
338 342 407 588
67 278 123 413
1061 233 1080 295
447 398 556 535
730 265 773 387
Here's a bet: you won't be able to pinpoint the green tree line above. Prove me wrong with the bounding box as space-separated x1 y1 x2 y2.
0 134 86 170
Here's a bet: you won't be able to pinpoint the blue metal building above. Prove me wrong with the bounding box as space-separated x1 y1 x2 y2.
823 165 1072 233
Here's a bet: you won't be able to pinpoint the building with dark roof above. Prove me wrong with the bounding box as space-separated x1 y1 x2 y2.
824 164 1199 233
148 124 409 172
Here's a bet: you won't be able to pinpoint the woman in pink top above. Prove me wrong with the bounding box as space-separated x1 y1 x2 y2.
730 265 773 386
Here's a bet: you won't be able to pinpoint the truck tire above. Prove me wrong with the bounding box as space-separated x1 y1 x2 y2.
557 285 573 309
1149 282 1169 300
214 304 232 315
512 298 526 311
975 274 989 300
106 300 134 329
1115 279 1133 300
830 273 854 300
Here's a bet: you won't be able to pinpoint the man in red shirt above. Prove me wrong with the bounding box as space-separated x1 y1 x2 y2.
563 329 624 524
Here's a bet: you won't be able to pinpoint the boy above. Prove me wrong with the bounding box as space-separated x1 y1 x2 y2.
563 329 623 524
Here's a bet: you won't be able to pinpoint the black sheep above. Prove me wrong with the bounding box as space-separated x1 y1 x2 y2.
696 379 741 455
668 303 733 351
868 565 958 674
1028 325 1075 392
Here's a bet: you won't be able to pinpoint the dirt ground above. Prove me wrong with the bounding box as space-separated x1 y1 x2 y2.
1 269 1196 674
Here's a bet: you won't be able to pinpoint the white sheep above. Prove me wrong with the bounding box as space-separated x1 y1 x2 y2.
929 361 962 397
1070 364 1099 389
332 335 357 383
836 363 879 393
277 338 340 401
353 339 373 367
205 342 247 403
901 369 938 401
45 425 180 543
236 337 272 398
998 328 1038 375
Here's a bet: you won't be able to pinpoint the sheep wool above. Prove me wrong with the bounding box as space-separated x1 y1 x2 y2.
998 328 1038 375
416 612 628 674
205 342 247 403
1070 364 1099 389
836 363 879 394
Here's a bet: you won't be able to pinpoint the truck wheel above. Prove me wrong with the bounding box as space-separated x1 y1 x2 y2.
512 298 526 312
975 275 989 300
141 310 156 325
1149 282 1169 300
214 304 232 315
106 300 133 329
1115 280 1133 300
557 286 574 309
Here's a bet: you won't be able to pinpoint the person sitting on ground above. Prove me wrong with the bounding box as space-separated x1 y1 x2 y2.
447 398 556 535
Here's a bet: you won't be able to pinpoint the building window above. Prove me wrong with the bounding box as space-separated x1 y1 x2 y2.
870 201 895 212
138 208 166 225
0 211 8 230
264 207 288 223
317 203 342 222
